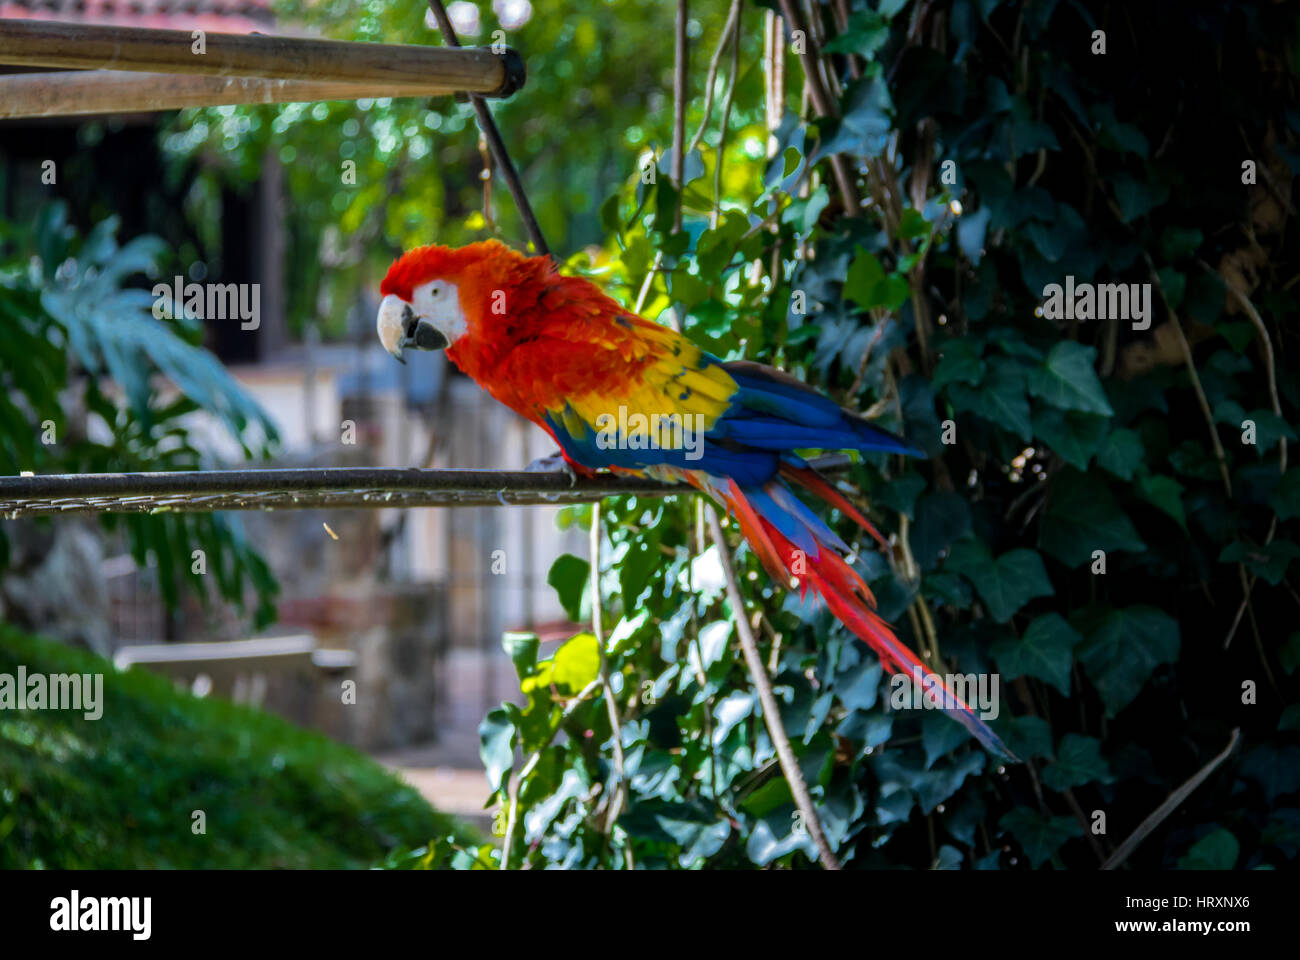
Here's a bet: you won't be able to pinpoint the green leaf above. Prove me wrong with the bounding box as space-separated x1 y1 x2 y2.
998 714 1054 762
917 752 986 813
1156 267 1186 308
1073 605 1180 715
478 707 516 797
931 340 986 391
740 778 793 818
844 247 885 307
547 553 590 622
619 536 660 611
1026 342 1113 415
1111 172 1171 222
1262 809 1300 857
1279 705 1300 731
946 540 1054 623
875 471 927 520
599 193 622 234
781 146 801 179
910 491 973 570
934 844 963 869
607 609 648 654
1033 408 1108 470
1282 632 1300 675
1161 226 1204 261
502 632 540 680
999 807 1084 867
783 183 830 236
843 247 909 312
1230 408 1297 453
922 710 972 768
835 657 882 712
898 207 931 242
551 633 600 691
822 9 888 58
712 691 754 745
1136 473 1187 530
746 803 814 865
1177 829 1239 870
1239 745 1300 804
1217 319 1257 353
992 612 1080 695
622 799 731 867
1096 428 1145 480
950 361 1033 441
956 206 992 265
1042 734 1112 791
1039 469 1146 568
1218 540 1300 586
1271 469 1300 520
926 571 973 609
1093 104 1150 156
691 620 732 672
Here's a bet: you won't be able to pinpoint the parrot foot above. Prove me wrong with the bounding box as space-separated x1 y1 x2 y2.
525 451 578 487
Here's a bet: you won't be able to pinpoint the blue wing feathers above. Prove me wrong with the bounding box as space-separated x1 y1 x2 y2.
721 362 921 457
542 358 919 485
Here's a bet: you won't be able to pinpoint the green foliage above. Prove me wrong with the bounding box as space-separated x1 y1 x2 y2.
178 1 1300 868
0 626 475 867
0 202 280 625
161 0 741 339
447 0 1300 871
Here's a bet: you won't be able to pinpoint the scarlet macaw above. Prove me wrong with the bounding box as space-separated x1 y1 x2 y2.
378 240 1013 760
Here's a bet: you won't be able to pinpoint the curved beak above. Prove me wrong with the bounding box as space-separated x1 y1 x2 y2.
377 294 449 364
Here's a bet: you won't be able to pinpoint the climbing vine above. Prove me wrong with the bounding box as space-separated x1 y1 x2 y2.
159 0 1299 870
403 0 1300 872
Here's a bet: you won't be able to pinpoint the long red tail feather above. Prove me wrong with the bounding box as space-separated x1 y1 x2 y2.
702 472 1016 762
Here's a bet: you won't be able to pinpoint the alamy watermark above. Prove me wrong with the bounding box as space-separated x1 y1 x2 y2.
594 406 707 461
152 276 260 330
890 666 1000 721
0 666 103 720
50 891 150 940
1038 275 1152 330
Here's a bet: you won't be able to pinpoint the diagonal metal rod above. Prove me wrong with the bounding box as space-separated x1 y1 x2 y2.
426 0 550 257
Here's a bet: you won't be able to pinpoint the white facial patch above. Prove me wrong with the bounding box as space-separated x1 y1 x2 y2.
411 278 467 346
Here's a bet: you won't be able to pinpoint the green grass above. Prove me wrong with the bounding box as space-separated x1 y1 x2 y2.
0 625 478 868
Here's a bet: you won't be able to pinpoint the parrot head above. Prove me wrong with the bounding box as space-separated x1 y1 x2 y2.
377 239 538 364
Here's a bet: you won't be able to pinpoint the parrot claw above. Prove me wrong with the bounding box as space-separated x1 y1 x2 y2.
526 451 578 487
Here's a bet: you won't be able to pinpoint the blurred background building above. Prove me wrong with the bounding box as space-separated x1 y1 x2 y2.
0 0 576 832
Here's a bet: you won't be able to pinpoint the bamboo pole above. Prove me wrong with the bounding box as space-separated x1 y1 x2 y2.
0 70 480 119
0 18 521 97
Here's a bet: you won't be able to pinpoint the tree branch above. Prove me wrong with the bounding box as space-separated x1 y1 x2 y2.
705 504 843 869
1101 728 1241 870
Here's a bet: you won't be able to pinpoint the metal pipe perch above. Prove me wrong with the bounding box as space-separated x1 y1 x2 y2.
0 457 852 518
0 468 671 517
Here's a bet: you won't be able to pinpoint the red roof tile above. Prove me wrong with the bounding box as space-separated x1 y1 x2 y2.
0 0 274 31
